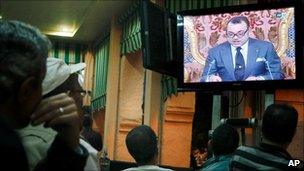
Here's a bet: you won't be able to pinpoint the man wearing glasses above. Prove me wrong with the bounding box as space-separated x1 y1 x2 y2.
19 58 100 171
201 16 283 82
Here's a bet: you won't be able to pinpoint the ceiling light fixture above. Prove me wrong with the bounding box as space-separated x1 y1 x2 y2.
44 25 78 37
61 27 69 32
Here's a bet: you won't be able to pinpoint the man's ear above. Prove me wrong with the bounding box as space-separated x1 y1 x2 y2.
18 76 37 103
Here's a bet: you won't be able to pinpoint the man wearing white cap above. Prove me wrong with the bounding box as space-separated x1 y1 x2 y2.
19 58 100 171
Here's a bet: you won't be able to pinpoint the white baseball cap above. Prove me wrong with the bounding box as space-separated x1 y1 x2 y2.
42 57 86 95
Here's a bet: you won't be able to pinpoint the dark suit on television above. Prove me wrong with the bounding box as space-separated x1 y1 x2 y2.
201 38 283 82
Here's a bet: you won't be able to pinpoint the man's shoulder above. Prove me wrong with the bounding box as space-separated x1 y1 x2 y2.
0 117 30 171
234 145 272 158
18 124 57 144
209 41 229 52
236 145 258 151
231 145 297 170
202 155 232 171
250 38 273 47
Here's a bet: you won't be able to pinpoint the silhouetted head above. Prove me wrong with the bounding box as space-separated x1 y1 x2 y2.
0 20 51 128
262 104 298 145
125 125 158 165
210 124 239 156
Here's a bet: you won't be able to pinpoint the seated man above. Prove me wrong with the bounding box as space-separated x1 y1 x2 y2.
19 58 100 171
230 104 303 170
0 20 87 170
200 124 239 171
123 125 173 171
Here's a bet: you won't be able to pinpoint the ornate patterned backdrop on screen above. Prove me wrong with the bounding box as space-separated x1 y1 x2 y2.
184 7 295 82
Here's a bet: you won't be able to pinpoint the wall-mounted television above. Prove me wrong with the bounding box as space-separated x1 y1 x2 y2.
140 0 180 77
177 1 303 91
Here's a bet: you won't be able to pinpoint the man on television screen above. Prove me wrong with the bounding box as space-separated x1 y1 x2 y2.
201 16 284 82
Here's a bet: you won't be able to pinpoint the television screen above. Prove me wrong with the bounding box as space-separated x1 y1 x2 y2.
140 0 179 77
177 2 303 91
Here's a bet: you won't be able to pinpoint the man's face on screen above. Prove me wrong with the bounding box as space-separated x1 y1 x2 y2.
226 21 249 47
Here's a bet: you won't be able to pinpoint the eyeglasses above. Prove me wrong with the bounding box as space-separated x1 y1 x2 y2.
226 27 248 38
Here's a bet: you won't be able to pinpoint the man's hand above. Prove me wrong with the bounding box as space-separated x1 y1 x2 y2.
207 75 222 82
31 93 80 149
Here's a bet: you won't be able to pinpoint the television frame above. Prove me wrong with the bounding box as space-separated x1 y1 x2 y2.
177 1 303 91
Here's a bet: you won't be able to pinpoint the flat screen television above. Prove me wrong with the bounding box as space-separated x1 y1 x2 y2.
140 0 180 77
177 1 303 91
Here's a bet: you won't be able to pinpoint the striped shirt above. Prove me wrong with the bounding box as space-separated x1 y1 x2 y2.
230 143 303 171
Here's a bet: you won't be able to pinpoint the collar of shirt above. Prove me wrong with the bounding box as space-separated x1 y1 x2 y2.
137 165 161 169
231 40 249 68
258 143 292 159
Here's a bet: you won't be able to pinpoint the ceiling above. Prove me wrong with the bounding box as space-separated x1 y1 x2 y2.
0 0 133 43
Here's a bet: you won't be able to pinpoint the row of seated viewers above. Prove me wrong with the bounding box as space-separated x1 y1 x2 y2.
0 20 303 171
